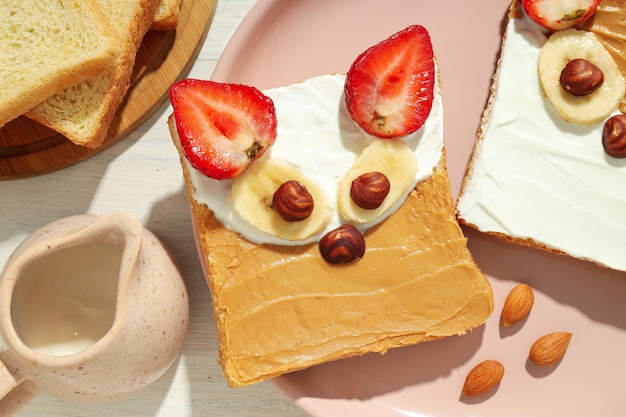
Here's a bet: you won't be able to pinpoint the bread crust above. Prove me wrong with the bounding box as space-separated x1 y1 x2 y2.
150 0 181 31
0 0 119 128
25 0 161 148
456 0 519 207
456 0 563 256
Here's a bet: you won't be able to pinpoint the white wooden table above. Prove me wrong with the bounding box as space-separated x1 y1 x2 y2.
2 0 309 415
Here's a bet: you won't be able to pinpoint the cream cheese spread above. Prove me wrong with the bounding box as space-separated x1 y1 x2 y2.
457 14 626 271
187 73 444 245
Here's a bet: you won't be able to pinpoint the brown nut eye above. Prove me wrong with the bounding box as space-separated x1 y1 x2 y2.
319 224 365 264
603 114 626 158
559 59 604 96
350 171 391 209
272 180 314 222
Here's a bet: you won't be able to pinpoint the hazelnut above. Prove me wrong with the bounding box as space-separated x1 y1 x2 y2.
350 171 391 209
272 180 314 222
319 224 365 264
603 114 626 158
559 59 604 96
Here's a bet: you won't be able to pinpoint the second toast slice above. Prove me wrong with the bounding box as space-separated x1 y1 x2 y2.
26 0 160 149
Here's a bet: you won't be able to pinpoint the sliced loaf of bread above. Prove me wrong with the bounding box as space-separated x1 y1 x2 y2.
26 0 160 148
0 0 118 128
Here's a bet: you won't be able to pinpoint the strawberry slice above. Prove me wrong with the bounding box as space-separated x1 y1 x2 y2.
344 25 435 138
169 79 277 180
522 0 600 31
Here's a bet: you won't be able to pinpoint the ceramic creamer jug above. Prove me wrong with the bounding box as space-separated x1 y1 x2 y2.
0 212 189 415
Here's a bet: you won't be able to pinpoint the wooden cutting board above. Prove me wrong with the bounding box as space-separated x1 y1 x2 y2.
0 0 216 180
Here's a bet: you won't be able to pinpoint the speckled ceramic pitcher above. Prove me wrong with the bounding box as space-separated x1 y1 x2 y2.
0 212 189 415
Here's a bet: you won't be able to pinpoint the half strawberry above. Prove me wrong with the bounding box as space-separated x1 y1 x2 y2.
344 25 435 138
522 0 600 31
170 79 277 180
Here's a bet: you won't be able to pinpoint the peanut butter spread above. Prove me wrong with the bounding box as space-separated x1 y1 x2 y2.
192 157 493 386
581 0 626 104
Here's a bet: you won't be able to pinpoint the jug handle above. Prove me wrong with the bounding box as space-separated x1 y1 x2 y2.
0 360 38 416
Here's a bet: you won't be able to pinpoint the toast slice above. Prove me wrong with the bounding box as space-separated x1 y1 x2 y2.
150 0 181 31
0 0 118 128
168 72 494 387
456 0 626 271
25 0 160 149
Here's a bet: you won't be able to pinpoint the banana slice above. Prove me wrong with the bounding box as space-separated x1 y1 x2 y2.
338 139 418 224
231 159 332 241
538 28 625 125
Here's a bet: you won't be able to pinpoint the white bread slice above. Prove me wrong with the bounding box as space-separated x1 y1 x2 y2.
170 114 493 387
168 70 494 386
150 0 181 31
25 0 160 149
0 0 118 128
457 0 626 272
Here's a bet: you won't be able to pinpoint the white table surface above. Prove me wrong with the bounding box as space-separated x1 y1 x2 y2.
2 0 309 415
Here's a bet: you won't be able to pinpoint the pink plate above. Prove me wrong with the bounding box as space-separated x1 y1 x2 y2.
211 1 626 416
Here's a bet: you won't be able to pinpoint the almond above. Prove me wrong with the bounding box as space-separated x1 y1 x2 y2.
461 360 504 396
501 283 534 327
529 332 572 366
